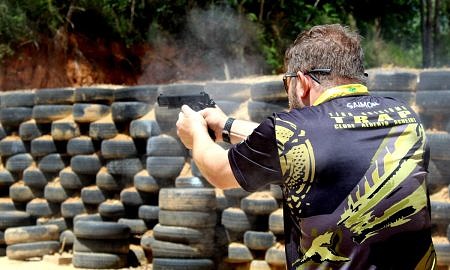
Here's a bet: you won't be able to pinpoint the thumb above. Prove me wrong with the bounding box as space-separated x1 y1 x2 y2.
181 105 195 115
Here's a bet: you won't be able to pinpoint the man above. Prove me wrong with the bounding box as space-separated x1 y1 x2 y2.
176 24 436 269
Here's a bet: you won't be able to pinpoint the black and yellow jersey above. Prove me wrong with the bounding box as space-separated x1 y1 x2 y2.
229 84 436 269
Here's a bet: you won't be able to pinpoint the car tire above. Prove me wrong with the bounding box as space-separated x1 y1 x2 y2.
0 211 33 230
268 208 284 235
0 136 26 157
146 156 186 179
265 243 286 266
72 251 127 269
134 170 159 193
227 242 253 263
6 241 60 260
101 134 137 159
0 108 33 127
0 91 35 108
106 158 143 177
34 88 75 105
38 153 68 173
221 207 256 233
44 181 73 203
75 87 115 104
59 167 93 190
111 101 151 123
89 116 118 140
159 188 216 211
32 105 73 123
74 238 129 254
159 210 217 228
114 85 159 102
51 118 80 141
129 118 161 139
30 135 57 157
73 103 111 123
71 154 102 175
241 191 278 215
66 136 96 155
147 135 187 157
61 198 87 218
74 221 130 240
250 80 286 102
96 167 123 191
152 258 214 270
153 224 214 244
118 218 148 235
243 231 276 251
5 224 59 245
19 120 44 141
25 198 60 218
98 200 126 220
417 70 450 91
81 186 107 205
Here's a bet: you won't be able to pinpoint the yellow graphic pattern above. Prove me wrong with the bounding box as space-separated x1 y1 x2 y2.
299 232 349 264
275 118 315 212
338 123 427 243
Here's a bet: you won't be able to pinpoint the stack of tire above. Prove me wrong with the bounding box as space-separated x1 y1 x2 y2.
415 69 450 267
0 90 35 213
0 211 34 257
368 68 417 107
221 186 286 269
248 79 288 123
4 224 60 260
73 220 130 269
141 187 217 270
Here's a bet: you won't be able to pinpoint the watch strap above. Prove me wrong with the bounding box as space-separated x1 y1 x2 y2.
222 117 235 144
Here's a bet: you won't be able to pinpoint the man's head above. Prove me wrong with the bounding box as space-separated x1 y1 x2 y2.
284 24 367 109
285 24 366 85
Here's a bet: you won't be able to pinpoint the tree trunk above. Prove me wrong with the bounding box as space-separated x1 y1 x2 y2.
433 0 440 66
421 0 433 67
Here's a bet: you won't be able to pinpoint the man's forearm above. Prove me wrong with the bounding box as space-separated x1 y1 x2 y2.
227 119 259 144
192 129 240 189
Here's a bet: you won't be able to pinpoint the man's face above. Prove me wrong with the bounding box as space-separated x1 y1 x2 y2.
287 77 304 110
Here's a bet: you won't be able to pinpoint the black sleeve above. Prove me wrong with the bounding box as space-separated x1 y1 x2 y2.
228 116 282 192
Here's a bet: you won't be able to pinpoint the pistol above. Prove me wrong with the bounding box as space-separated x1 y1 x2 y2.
157 91 217 140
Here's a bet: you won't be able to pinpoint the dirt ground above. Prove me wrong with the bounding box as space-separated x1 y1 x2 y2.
0 255 152 270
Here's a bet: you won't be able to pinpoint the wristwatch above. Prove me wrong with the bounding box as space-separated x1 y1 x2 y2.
222 117 235 144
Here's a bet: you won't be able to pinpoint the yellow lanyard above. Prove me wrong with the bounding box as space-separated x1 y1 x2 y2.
313 84 369 106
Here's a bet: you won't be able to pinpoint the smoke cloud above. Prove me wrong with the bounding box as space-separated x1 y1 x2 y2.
139 5 267 84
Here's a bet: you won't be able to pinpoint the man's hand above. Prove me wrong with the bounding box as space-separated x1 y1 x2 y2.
176 105 208 149
200 106 228 141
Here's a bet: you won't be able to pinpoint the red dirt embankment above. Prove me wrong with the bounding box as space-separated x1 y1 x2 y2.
0 33 147 91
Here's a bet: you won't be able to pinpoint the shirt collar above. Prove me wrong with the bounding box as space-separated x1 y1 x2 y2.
313 84 369 106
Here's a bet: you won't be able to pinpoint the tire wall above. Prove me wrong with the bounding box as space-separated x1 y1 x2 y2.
0 69 448 268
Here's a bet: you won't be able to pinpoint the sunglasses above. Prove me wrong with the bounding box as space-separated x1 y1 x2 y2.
283 68 332 93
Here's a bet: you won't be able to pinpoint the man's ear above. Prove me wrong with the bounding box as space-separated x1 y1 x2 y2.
296 71 313 98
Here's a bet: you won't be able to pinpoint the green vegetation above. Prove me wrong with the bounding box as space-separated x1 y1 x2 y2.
0 0 449 74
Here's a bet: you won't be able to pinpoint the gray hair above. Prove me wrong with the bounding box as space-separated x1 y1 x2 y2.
285 24 367 85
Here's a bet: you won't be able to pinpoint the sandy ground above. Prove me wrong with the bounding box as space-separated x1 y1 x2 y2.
0 256 75 270
0 254 152 270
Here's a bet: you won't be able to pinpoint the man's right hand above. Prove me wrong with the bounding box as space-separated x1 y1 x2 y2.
200 106 228 142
